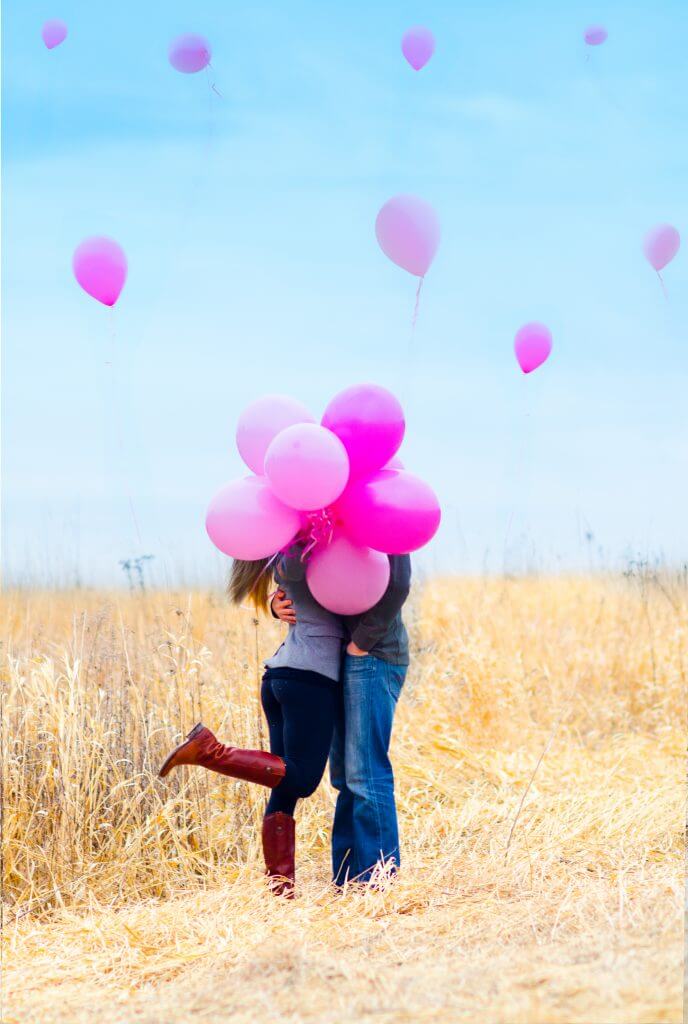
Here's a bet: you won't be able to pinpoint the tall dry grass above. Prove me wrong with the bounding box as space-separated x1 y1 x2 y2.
2 574 685 1023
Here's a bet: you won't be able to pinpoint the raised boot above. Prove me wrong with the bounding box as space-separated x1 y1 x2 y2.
262 812 295 897
158 723 286 787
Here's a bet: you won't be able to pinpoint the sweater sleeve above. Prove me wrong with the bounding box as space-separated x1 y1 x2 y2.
350 555 411 652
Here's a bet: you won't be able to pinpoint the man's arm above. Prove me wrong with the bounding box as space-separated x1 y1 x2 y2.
269 542 306 622
349 555 411 654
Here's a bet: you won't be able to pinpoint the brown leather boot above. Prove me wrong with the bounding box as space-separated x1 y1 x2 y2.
158 723 286 787
262 812 295 897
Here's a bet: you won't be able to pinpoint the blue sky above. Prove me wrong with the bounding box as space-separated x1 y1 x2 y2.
3 0 687 585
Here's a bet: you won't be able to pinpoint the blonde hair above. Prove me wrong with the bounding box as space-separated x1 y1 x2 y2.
227 558 274 612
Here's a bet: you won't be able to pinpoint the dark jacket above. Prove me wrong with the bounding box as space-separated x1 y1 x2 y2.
345 555 411 665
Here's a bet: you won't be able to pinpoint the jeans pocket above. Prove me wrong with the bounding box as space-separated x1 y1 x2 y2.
385 665 406 703
345 653 372 668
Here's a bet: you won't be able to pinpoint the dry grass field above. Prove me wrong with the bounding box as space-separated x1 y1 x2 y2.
2 574 685 1023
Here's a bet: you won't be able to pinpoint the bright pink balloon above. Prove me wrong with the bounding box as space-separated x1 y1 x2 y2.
322 384 405 482
643 224 680 272
236 395 314 475
307 537 390 615
42 19 67 49
514 322 552 375
168 34 211 74
265 423 349 512
376 195 440 278
335 469 441 554
583 25 608 46
401 26 435 70
72 237 127 307
206 476 300 560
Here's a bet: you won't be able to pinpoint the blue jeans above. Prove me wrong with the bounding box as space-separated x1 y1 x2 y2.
329 654 407 884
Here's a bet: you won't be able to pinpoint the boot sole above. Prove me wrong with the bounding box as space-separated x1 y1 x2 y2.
158 722 205 778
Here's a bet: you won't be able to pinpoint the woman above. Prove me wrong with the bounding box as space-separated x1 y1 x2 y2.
158 546 344 896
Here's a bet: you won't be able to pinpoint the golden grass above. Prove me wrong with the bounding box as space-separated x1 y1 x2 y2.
2 575 685 1023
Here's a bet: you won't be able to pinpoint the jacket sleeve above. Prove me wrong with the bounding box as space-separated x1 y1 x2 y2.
350 555 411 652
276 544 306 583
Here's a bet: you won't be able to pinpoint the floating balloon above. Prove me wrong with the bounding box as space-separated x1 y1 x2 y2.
643 224 680 272
322 384 405 481
206 476 300 560
375 194 440 278
42 19 67 49
265 423 349 511
514 322 552 375
336 469 441 554
401 26 435 70
72 237 127 307
583 25 608 46
168 34 211 74
237 395 314 475
307 537 390 615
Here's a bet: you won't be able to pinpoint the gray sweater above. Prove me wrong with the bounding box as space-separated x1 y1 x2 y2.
264 553 345 682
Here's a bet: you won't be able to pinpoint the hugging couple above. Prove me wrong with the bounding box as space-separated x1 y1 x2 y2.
159 544 411 896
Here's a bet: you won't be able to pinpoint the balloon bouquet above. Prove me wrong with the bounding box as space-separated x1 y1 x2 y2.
206 385 441 614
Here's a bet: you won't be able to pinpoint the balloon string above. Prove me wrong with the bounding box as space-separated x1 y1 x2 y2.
105 308 143 547
261 512 334 606
300 509 335 562
412 276 424 331
656 270 669 302
206 64 223 99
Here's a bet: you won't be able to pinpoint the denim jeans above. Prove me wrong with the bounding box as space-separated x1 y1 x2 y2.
329 653 407 884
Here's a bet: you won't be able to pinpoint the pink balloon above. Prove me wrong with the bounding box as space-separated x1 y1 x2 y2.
514 322 552 375
375 195 440 278
321 384 405 482
42 19 67 49
643 224 680 272
236 395 314 475
335 469 441 554
265 423 350 512
401 26 435 70
583 25 608 46
206 476 300 560
168 34 211 74
72 237 127 307
307 537 390 615
384 455 405 470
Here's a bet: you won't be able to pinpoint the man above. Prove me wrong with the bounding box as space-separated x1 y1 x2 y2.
272 554 411 884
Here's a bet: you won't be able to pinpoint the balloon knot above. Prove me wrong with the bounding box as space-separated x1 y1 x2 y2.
300 508 336 562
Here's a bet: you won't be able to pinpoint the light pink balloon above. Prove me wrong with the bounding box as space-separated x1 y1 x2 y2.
401 26 435 70
265 423 349 512
335 469 441 554
206 475 300 560
168 34 211 74
514 322 552 375
72 237 127 307
583 25 608 46
307 537 390 615
643 224 680 272
384 455 405 470
376 195 440 278
42 19 67 49
236 395 314 475
321 383 405 481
